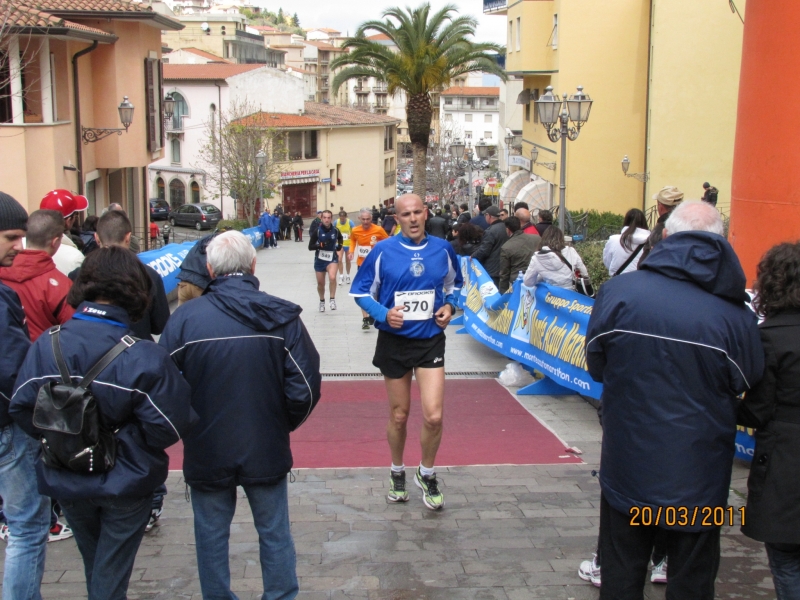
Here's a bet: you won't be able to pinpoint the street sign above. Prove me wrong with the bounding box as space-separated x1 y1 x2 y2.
321 178 332 183
487 177 498 187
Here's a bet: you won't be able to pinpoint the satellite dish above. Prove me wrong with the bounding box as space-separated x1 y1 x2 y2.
201 22 209 31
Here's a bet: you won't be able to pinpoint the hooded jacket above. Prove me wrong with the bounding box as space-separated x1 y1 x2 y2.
10 302 195 500
586 231 764 530
176 232 218 291
0 283 30 428
471 219 508 278
0 249 75 341
602 226 650 276
159 274 321 492
523 245 588 289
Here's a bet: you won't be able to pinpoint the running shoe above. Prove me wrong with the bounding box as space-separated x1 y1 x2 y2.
319 301 325 313
387 471 409 503
345 275 351 284
414 468 444 510
48 520 73 542
330 298 337 310
578 553 601 587
362 317 370 330
338 274 343 286
650 557 667 584
368 317 375 326
145 508 163 533
0 524 8 542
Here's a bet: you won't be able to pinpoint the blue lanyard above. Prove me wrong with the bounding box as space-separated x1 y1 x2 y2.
72 313 128 328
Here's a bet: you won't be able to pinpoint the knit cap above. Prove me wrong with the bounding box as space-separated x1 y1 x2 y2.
0 192 28 231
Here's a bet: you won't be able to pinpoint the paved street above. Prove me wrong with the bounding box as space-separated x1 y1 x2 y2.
2 236 772 598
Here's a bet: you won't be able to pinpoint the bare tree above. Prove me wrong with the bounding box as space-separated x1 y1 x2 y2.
1 8 43 124
195 99 287 226
425 117 462 207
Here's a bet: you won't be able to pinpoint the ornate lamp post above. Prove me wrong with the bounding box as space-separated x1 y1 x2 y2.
621 155 649 182
530 146 556 171
256 150 267 213
82 96 136 144
536 85 593 229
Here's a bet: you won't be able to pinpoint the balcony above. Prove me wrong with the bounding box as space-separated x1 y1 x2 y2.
354 85 369 94
352 102 373 112
234 29 265 42
384 171 396 186
483 0 507 15
320 80 330 91
372 85 388 94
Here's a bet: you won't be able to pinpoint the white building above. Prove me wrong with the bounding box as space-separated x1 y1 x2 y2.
150 63 304 216
440 86 501 151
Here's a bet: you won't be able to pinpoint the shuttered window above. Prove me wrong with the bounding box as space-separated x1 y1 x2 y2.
144 58 164 153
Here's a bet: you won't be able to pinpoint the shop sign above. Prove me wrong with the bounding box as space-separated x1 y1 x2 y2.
281 169 320 180
509 155 531 170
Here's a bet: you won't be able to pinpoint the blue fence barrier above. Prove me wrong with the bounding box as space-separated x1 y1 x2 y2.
137 226 265 295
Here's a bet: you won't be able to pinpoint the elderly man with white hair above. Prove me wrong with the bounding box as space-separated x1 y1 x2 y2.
584 201 764 598
159 230 321 600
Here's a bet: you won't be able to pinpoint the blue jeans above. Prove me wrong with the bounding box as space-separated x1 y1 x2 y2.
766 542 800 600
191 478 298 600
60 493 153 600
0 423 50 600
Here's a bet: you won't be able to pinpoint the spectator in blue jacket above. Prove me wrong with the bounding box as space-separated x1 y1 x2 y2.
159 231 321 600
0 192 50 599
11 246 195 600
257 209 271 249
586 201 764 598
269 210 281 248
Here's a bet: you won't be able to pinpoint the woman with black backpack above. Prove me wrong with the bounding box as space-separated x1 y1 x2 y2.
10 247 194 600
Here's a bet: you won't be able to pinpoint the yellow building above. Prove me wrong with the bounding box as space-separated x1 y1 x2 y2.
490 0 745 217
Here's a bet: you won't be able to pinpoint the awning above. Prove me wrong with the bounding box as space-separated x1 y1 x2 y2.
515 179 551 211
499 170 531 204
280 177 319 185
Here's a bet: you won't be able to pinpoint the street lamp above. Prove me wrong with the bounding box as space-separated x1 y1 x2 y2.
256 150 267 213
621 155 649 182
531 145 556 171
504 133 514 176
163 93 176 129
449 139 475 208
536 85 593 229
82 96 135 144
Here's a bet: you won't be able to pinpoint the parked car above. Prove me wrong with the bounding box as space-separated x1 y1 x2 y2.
168 202 222 230
149 198 170 221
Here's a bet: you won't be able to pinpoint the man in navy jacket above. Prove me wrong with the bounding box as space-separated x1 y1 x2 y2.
586 201 764 598
160 230 321 599
0 192 50 598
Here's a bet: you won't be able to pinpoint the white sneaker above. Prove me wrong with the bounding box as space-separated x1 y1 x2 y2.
319 301 325 312
650 557 667 584
578 553 600 587
338 274 343 286
330 298 337 310
345 275 351 284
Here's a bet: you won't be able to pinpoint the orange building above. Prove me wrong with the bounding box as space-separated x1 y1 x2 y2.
0 0 181 237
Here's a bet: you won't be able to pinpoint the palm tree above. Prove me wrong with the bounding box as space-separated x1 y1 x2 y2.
331 3 506 198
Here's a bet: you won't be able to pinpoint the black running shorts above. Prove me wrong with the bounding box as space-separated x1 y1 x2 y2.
373 329 446 379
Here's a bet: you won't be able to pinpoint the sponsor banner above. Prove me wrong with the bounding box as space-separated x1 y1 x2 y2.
735 426 755 462
137 227 265 294
459 257 602 399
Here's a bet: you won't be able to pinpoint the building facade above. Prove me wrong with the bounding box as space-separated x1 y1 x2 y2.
440 87 501 151
489 0 745 216
0 0 180 235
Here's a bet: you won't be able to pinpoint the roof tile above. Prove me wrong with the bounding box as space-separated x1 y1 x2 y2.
240 102 400 128
30 0 152 12
3 2 116 37
163 63 264 80
441 86 500 96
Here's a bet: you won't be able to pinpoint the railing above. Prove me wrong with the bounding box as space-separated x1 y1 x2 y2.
384 172 396 186
235 29 265 42
320 81 330 90
352 102 372 112
372 85 388 93
354 85 369 94
483 0 507 13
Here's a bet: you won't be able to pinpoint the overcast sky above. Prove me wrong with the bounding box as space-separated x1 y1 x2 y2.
255 0 507 45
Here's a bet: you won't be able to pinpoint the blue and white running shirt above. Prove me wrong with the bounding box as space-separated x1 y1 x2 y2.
350 234 463 339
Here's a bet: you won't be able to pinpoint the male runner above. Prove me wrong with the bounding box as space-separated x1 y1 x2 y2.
308 210 342 312
350 194 462 510
348 208 389 329
335 211 354 286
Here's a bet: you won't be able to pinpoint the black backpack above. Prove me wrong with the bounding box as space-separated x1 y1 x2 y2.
32 327 137 474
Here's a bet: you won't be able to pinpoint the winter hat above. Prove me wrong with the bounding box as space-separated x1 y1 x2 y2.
0 192 28 231
40 189 88 218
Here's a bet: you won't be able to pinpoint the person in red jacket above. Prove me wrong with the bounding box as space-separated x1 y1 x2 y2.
0 209 74 340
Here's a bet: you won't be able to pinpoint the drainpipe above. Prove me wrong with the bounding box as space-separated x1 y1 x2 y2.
643 0 654 212
72 41 99 195
214 81 223 213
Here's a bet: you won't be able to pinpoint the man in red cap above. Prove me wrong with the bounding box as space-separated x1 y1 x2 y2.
39 189 87 276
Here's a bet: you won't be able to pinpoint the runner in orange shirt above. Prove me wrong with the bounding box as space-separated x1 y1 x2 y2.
348 207 389 330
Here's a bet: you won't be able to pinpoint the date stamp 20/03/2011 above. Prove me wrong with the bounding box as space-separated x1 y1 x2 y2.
629 506 745 528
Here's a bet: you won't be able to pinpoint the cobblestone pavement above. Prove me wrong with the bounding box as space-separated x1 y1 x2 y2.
1 236 773 598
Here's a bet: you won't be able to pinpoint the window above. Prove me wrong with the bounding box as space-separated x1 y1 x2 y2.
533 88 540 123
156 177 165 200
336 164 342 185
169 179 185 207
484 114 493 123
287 131 303 160
509 20 513 52
191 181 200 203
465 98 475 107
171 92 188 130
171 138 181 163
465 114 473 123
444 114 453 122
525 102 531 122
304 130 318 159
444 98 452 105
484 131 492 139
486 99 495 106
516 17 521 52
465 131 472 140
384 125 394 151
552 14 558 49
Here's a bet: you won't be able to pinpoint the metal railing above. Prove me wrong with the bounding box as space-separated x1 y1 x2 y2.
132 226 208 253
372 85 388 93
483 0 507 12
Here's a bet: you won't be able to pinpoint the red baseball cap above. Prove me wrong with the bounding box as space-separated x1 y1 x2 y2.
40 189 89 218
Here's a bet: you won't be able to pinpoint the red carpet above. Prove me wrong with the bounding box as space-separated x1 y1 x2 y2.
167 379 582 469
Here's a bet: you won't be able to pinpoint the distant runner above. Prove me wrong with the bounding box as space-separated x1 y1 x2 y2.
308 210 342 312
350 194 462 510
335 211 354 286
348 208 389 329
